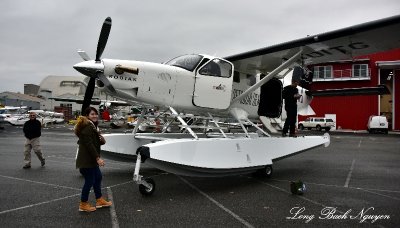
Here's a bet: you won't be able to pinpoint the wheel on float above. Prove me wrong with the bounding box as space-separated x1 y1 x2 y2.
255 165 273 178
139 178 155 196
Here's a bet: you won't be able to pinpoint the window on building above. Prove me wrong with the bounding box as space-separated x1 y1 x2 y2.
352 64 368 78
313 66 332 79
60 81 82 87
60 103 72 108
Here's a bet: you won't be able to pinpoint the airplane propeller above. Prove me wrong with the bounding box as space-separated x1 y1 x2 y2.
96 17 112 62
74 17 116 113
81 77 96 113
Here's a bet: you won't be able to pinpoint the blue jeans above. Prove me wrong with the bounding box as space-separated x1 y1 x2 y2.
79 167 102 202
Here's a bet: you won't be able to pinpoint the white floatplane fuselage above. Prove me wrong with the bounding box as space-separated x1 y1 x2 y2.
74 16 400 194
95 54 324 178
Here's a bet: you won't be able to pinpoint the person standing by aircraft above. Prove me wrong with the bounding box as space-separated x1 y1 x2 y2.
75 107 111 212
23 112 45 169
282 74 302 137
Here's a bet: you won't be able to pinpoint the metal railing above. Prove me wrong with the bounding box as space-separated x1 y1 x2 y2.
313 69 371 81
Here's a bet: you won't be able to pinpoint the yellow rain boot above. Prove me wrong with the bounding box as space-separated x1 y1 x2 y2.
79 201 96 212
96 197 112 208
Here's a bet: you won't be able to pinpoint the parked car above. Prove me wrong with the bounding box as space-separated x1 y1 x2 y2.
298 117 335 131
367 115 388 134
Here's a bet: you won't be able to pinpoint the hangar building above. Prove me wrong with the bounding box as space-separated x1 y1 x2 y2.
308 48 400 131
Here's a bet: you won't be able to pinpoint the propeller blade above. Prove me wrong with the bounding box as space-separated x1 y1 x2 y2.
97 72 116 93
96 17 112 62
81 77 96 113
77 49 91 61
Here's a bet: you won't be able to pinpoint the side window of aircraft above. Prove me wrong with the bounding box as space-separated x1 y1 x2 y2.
199 59 232 77
194 58 210 72
233 71 240 83
165 54 203 71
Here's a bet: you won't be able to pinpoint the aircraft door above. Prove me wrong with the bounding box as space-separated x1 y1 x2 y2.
193 59 233 109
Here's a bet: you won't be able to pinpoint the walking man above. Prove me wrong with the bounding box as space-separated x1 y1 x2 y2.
23 112 45 169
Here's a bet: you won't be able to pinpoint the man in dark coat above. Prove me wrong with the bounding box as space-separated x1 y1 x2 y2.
23 112 45 168
282 77 302 137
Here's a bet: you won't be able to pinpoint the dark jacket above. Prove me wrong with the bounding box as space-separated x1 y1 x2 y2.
75 116 101 169
23 119 42 139
282 85 299 110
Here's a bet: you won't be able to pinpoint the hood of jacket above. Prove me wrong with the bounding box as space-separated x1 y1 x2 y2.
74 116 94 137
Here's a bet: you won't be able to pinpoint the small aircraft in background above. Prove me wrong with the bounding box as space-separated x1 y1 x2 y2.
1 106 29 127
4 109 64 126
73 15 399 195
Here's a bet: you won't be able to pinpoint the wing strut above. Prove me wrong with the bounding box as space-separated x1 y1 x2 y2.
208 113 227 138
230 49 303 106
132 108 146 135
169 106 198 140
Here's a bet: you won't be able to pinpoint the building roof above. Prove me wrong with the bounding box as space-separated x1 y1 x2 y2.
376 60 400 69
39 75 86 97
0 91 43 102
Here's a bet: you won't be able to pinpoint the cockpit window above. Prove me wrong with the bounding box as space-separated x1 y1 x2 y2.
199 59 232 77
165 54 203 71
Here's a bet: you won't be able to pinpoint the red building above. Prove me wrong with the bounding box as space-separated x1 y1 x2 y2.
306 48 400 131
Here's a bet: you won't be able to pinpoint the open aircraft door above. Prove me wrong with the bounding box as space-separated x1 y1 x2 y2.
193 59 233 109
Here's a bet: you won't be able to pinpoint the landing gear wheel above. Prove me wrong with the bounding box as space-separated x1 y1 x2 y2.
316 125 321 131
255 165 273 178
299 125 304 130
139 178 155 196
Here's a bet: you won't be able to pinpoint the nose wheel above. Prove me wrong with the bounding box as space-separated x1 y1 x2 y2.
134 153 156 196
139 178 155 196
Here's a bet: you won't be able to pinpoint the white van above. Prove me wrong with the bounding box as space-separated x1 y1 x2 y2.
367 116 388 134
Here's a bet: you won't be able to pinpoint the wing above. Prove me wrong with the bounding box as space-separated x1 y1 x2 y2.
49 98 131 107
225 15 400 75
106 101 131 107
49 97 101 105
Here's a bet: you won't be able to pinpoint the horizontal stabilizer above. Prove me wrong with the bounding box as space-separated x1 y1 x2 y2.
298 105 316 116
307 85 389 97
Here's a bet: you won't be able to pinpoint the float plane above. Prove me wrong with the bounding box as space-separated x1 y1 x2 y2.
73 15 400 195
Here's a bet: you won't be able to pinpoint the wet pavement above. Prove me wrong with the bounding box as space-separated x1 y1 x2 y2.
0 124 399 227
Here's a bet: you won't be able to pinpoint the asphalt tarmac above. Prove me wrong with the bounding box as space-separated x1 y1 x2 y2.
0 124 399 227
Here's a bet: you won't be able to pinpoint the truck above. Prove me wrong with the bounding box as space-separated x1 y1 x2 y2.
298 117 335 131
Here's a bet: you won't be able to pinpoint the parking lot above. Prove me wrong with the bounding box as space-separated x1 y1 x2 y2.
0 125 399 227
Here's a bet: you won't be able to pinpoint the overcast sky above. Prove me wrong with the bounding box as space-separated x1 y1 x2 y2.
1 0 399 93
